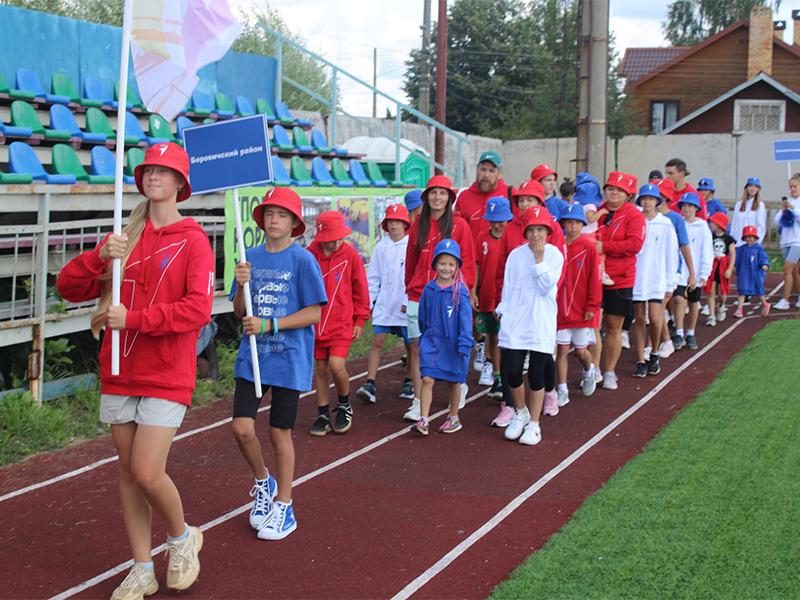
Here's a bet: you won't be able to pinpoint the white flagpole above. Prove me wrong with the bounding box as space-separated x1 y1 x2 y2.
111 0 133 375
232 189 263 398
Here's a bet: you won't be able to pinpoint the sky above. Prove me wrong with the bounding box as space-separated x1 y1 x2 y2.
230 1 796 117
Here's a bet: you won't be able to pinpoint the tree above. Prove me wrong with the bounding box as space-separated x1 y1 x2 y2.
662 0 782 46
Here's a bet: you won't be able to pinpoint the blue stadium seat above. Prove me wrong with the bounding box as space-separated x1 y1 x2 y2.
0 120 33 139
176 116 195 141
310 128 332 154
8 141 77 184
84 77 131 109
50 104 107 143
348 159 373 187
275 101 311 127
312 157 351 187
269 155 293 187
90 146 135 184
16 68 70 104
235 96 255 116
272 124 297 153
125 112 169 146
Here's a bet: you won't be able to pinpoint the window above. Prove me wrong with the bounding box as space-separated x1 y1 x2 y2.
651 101 679 133
733 100 785 133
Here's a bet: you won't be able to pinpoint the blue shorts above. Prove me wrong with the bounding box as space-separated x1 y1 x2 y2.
373 324 412 344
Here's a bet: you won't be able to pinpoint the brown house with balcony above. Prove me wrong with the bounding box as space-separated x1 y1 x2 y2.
620 7 800 134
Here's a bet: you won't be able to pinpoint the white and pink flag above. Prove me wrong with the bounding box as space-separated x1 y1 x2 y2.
130 0 242 122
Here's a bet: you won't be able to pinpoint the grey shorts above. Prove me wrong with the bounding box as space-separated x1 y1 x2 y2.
406 300 421 339
100 394 187 428
781 245 800 264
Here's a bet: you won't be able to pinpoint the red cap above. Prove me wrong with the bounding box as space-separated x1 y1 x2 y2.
654 178 675 200
253 187 306 237
708 212 729 231
134 142 192 202
742 225 758 238
512 179 545 203
530 164 557 181
314 210 352 242
521 206 553 235
604 172 637 195
381 204 411 232
421 175 456 204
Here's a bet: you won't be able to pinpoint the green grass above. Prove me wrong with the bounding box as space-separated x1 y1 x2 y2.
492 318 800 600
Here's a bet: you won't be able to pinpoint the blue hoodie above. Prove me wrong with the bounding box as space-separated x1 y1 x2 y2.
417 279 474 383
734 243 769 296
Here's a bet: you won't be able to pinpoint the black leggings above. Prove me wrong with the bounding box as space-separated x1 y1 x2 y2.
501 348 555 392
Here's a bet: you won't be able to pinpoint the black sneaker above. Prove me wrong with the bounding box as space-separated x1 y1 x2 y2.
356 381 376 403
648 355 660 375
633 361 647 378
488 378 503 400
672 334 684 350
310 414 331 437
333 403 353 434
398 380 414 400
667 319 676 337
401 354 407 367
685 334 697 350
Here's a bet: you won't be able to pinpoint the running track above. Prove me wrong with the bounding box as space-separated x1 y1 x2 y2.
0 275 793 600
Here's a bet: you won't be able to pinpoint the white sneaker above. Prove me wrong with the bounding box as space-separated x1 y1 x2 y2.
479 362 494 386
111 564 158 600
166 525 202 591
504 407 530 440
643 347 651 362
556 389 570 407
620 331 630 349
459 383 468 409
701 304 710 316
594 366 603 383
581 370 597 396
658 340 674 358
403 397 421 422
602 371 618 390
473 341 486 371
519 421 542 445
774 298 791 310
717 306 726 321
706 315 716 327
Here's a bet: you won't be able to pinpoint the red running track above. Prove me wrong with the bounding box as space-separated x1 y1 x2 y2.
0 279 791 600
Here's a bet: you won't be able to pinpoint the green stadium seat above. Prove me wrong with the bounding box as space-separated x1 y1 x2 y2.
10 100 71 140
0 70 36 100
365 161 397 187
51 73 104 108
51 144 115 184
148 114 181 146
0 166 33 184
85 108 140 145
330 158 356 186
292 126 314 153
114 81 146 111
289 156 313 187
255 99 276 123
214 92 235 114
126 147 146 176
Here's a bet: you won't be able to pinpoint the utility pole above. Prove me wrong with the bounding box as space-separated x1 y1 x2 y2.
373 47 377 118
419 0 431 118
434 0 447 175
576 0 609 180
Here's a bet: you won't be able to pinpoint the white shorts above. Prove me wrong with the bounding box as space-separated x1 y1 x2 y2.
556 327 597 349
100 394 187 428
406 301 421 339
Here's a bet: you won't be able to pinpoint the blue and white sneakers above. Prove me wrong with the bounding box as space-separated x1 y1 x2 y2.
249 475 278 530
257 501 297 540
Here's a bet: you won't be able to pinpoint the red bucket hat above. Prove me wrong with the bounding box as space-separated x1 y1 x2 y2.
741 225 758 238
314 210 352 243
421 175 456 204
512 179 545 203
253 187 306 237
134 142 192 202
654 178 675 200
522 206 553 235
530 163 557 182
381 204 411 232
604 172 638 196
708 211 729 231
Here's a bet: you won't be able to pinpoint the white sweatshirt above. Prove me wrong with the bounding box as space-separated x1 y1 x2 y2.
633 213 680 301
774 198 800 248
367 234 409 327
497 243 564 354
680 219 714 286
731 198 767 247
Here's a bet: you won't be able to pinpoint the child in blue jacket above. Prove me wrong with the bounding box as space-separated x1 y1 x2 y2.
413 239 474 435
734 225 770 317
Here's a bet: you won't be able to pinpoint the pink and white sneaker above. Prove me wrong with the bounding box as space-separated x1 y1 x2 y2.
542 391 559 416
491 402 515 427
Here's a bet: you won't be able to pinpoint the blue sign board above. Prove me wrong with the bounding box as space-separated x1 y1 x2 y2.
182 114 273 194
773 139 800 162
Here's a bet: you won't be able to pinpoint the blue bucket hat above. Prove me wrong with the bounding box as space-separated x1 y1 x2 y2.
483 196 514 221
780 208 795 230
404 189 423 211
431 239 462 269
636 183 663 206
678 191 701 210
573 173 603 206
558 203 587 225
697 178 715 191
745 177 761 188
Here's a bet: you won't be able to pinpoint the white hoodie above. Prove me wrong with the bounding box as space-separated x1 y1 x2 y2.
367 234 409 327
634 212 680 301
680 219 714 286
774 199 800 248
497 243 564 354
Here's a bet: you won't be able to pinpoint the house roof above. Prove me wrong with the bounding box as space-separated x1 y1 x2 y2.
658 72 800 135
619 47 689 86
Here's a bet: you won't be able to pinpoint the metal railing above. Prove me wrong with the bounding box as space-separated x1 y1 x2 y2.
259 23 469 187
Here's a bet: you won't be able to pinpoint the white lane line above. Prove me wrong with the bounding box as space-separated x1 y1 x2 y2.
391 317 750 600
0 360 402 504
48 388 491 600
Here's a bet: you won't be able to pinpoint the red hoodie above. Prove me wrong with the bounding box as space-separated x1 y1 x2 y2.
596 201 646 289
557 235 602 329
405 215 476 303
307 240 370 344
455 180 513 241
57 218 215 406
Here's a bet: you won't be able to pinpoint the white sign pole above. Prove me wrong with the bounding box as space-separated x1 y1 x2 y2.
232 189 263 398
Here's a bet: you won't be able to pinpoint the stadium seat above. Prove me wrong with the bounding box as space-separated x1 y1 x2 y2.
0 120 33 140
255 99 276 123
330 158 356 187
126 147 145 176
125 112 168 146
147 114 181 146
0 70 36 100
0 165 33 184
348 159 373 187
84 77 131 109
189 91 211 116
16 68 70 104
312 157 350 188
275 101 311 127
269 155 293 187
90 146 135 184
310 128 332 154
11 100 71 140
235 96 255 116
365 160 399 187
292 127 314 153
50 104 107 143
272 124 296 152
214 93 236 117
176 116 195 141
114 81 146 111
289 156 313 187
51 73 103 108
85 108 140 145
52 144 114 184
8 141 76 184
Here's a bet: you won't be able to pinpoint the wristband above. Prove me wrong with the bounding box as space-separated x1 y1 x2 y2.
273 317 279 335
261 319 266 335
